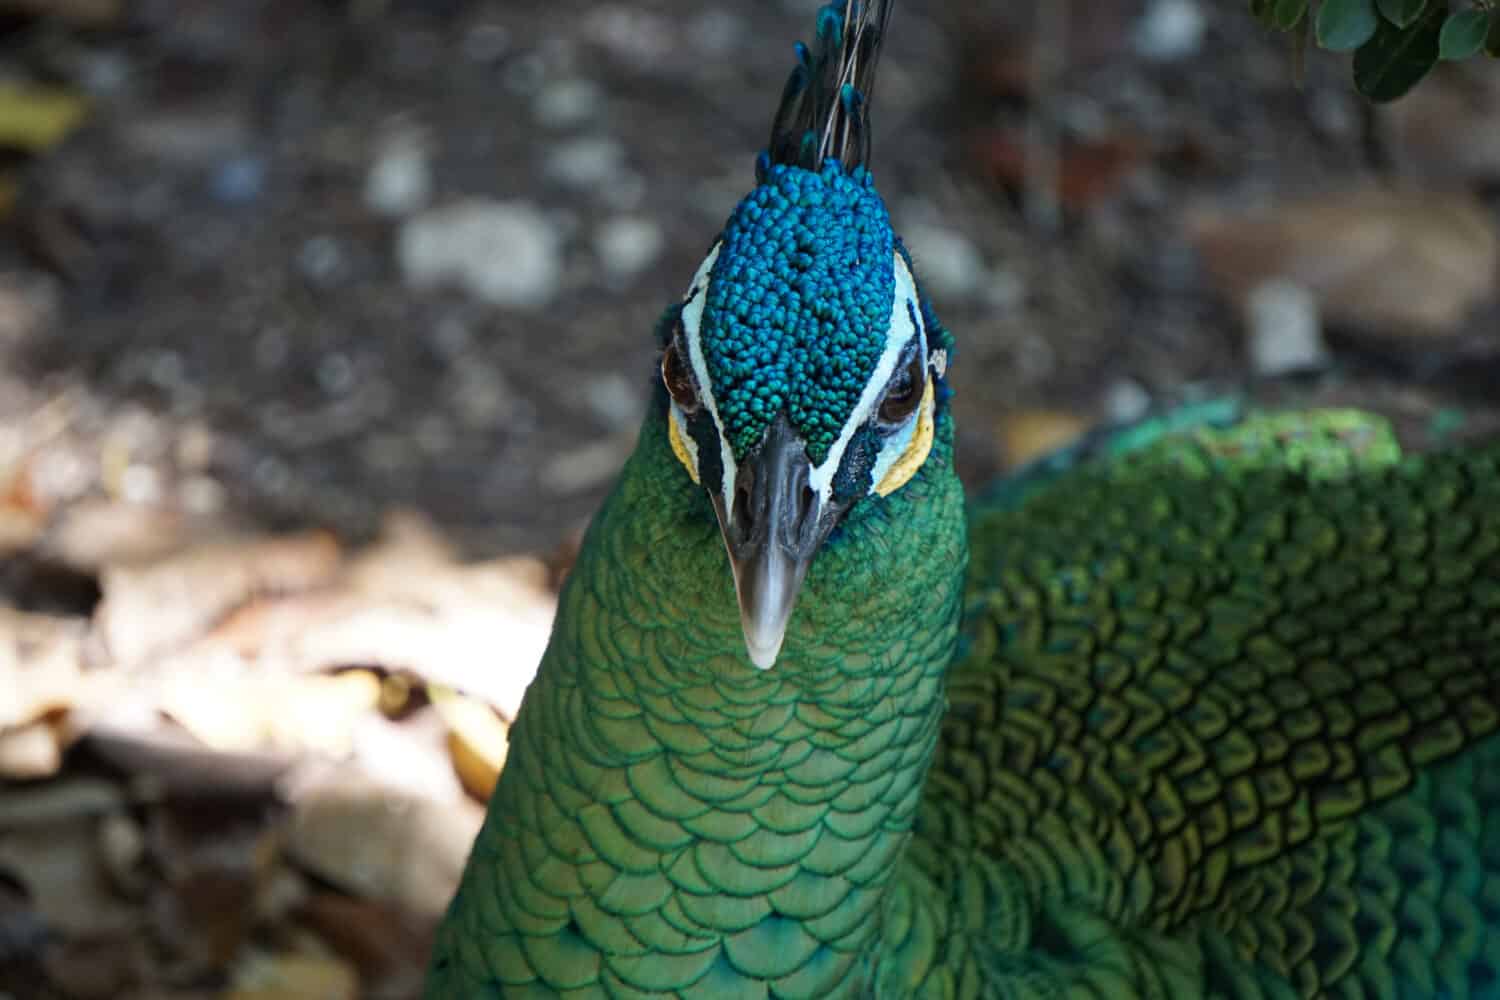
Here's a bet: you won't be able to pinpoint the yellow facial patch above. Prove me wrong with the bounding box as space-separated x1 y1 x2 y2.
668 408 700 484
874 377 935 497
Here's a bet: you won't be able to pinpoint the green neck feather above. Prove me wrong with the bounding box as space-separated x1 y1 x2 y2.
431 400 968 997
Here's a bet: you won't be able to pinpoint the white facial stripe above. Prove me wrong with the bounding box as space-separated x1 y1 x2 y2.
807 252 925 505
678 242 737 510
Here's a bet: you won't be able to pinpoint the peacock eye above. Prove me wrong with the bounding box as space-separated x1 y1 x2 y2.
877 345 926 425
662 340 700 413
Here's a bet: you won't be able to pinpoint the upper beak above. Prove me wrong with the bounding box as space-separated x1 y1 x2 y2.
709 415 839 669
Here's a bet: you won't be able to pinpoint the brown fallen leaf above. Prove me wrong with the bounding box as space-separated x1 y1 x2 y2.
40 931 150 999
275 569 554 721
0 84 89 154
0 504 42 555
145 801 281 977
429 685 509 802
0 776 123 828
0 718 62 780
226 951 359 1000
158 670 381 757
0 607 89 730
283 773 482 919
1380 61 1500 186
94 530 342 668
83 721 292 801
0 817 138 936
42 499 223 573
1187 188 1498 340
997 410 1090 469
295 893 432 1000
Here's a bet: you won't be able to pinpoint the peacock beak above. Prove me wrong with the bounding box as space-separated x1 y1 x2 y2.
710 415 841 670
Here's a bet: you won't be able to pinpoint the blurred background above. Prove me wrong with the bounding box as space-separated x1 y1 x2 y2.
1 0 1497 997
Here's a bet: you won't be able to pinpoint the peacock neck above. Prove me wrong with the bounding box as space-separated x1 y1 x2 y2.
455 402 968 996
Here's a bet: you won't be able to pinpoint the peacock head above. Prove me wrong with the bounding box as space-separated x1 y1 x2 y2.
653 0 951 670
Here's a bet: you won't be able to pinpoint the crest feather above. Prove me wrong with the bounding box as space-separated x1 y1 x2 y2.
762 0 894 177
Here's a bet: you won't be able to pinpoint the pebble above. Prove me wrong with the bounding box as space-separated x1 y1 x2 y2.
594 217 665 281
297 236 347 287
1245 279 1330 375
1103 378 1152 424
984 269 1027 313
210 156 266 205
365 127 432 218
1134 0 1206 61
545 136 627 190
900 222 986 301
583 373 645 428
533 79 602 130
398 200 564 310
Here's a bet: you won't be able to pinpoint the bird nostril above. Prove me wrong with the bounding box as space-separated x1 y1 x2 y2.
733 482 755 537
798 483 816 521
793 483 818 546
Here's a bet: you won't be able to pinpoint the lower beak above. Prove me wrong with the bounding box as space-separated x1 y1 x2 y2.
709 416 836 669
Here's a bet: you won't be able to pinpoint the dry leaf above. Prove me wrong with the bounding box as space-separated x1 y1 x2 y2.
1381 62 1500 185
279 571 553 721
0 504 41 555
95 531 341 668
145 803 282 975
296 893 432 1000
40 930 150 999
43 499 213 572
0 777 123 828
283 774 482 918
1187 188 1498 339
429 685 509 801
0 607 88 730
0 818 138 936
349 710 467 805
998 410 1090 468
159 670 381 757
0 719 61 780
226 951 359 1000
0 84 89 154
83 721 292 801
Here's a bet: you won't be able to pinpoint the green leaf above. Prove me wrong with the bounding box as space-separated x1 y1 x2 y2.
1274 0 1310 29
1250 0 1279 29
1317 0 1380 50
1354 4 1445 100
1439 8 1489 59
1376 0 1428 29
1487 9 1500 56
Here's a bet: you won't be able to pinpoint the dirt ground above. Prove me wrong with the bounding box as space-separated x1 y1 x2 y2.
0 1 1498 998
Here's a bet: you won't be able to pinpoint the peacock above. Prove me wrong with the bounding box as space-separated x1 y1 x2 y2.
427 3 1500 997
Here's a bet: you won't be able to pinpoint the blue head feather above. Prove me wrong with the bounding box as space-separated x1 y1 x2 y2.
703 161 894 464
683 1 957 470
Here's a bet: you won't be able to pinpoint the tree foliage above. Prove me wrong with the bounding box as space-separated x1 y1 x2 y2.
1250 0 1500 100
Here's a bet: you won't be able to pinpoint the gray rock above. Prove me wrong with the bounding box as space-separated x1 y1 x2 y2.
1103 378 1152 424
365 126 433 218
533 79 602 129
398 200 564 310
594 216 665 281
1245 279 1330 376
1134 0 1206 62
546 136 627 190
901 222 986 301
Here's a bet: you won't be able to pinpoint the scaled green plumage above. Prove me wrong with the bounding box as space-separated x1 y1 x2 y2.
428 3 1500 996
430 400 1500 998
